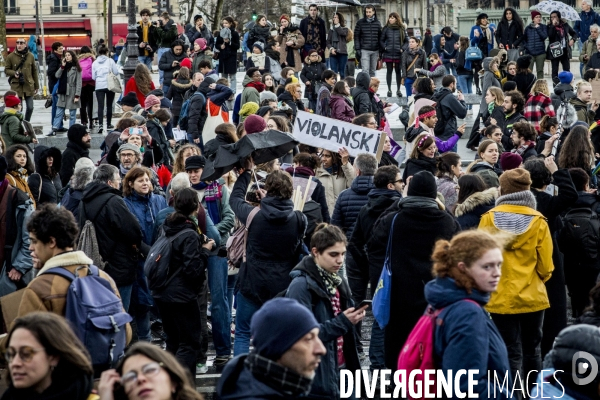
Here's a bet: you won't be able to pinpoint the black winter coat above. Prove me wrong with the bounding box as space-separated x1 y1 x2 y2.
369 197 461 369
216 30 241 75
166 77 193 117
185 85 207 141
286 256 361 399
79 182 143 287
547 22 578 60
380 26 407 60
354 13 382 52
186 25 212 48
59 141 90 187
63 188 84 220
136 22 158 57
28 146 62 205
230 172 306 307
158 47 186 87
495 20 524 48
152 215 210 303
453 187 498 230
248 25 272 50
146 118 172 165
331 176 375 239
47 52 61 91
402 153 437 181
352 72 375 116
277 91 306 120
300 58 326 99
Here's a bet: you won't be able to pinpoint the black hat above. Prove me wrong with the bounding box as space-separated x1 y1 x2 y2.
0 156 7 181
477 13 488 20
120 92 139 107
407 171 438 199
148 89 164 97
257 106 272 118
67 124 89 143
194 14 203 22
185 155 206 170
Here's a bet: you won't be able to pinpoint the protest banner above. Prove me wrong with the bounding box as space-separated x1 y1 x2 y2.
292 111 386 161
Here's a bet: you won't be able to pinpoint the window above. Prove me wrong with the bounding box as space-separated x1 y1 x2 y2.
5 0 18 14
52 0 69 13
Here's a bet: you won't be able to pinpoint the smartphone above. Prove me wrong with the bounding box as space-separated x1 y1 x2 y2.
129 127 143 135
357 300 372 310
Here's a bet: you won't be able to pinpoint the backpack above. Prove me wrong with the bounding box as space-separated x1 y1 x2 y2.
559 206 600 262
42 266 132 372
397 299 478 396
179 91 205 131
226 207 261 271
433 91 452 137
77 196 112 270
144 228 194 291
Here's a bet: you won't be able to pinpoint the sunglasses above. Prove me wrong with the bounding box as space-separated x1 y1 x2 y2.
120 362 164 388
5 346 44 363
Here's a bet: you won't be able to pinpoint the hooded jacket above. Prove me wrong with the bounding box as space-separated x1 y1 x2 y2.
79 182 144 287
166 74 193 116
230 172 306 307
331 176 375 239
480 57 501 109
551 83 577 112
78 53 95 84
0 109 29 148
92 55 119 90
277 90 305 119
354 9 382 52
315 163 355 213
158 43 187 87
454 187 498 229
425 277 513 398
380 25 408 60
569 96 596 125
300 54 326 98
329 94 355 122
286 256 360 399
153 18 178 48
432 29 460 61
28 146 62 205
432 87 468 140
479 201 554 314
351 72 374 116
59 127 90 186
185 84 207 141
241 74 262 108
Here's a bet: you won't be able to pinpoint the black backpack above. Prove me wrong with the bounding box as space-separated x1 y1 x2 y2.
433 91 451 137
144 228 194 291
559 205 600 262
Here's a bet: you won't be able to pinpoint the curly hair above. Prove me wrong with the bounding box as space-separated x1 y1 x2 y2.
293 152 320 170
558 126 595 170
173 144 201 176
512 121 536 142
264 170 293 199
133 63 153 96
26 203 79 248
5 144 34 174
285 83 302 101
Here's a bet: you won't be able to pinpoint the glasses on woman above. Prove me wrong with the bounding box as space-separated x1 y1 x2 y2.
5 346 44 363
121 362 164 389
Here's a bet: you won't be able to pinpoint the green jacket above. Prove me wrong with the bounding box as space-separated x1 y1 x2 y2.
580 36 599 74
0 109 31 148
240 75 260 109
5 50 39 97
153 19 178 49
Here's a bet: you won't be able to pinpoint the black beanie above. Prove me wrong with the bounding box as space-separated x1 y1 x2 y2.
516 55 532 70
121 92 139 107
67 124 88 143
0 156 7 181
407 171 438 199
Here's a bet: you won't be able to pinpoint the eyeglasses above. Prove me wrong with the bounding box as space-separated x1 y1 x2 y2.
5 346 44 363
120 153 136 158
16 41 25 44
392 179 403 184
121 362 164 388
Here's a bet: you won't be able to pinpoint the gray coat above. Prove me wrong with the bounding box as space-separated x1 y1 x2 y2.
55 67 82 110
326 26 349 55
479 57 501 110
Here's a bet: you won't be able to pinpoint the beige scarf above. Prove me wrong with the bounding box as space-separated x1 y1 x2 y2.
251 52 266 69
479 23 492 44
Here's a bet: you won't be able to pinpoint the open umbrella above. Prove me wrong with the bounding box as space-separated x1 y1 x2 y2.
535 1 581 21
244 20 274 30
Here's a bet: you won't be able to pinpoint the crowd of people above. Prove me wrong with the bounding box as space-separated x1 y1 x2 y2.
3 2 600 400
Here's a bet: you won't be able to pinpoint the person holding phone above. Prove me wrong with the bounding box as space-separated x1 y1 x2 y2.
286 223 365 399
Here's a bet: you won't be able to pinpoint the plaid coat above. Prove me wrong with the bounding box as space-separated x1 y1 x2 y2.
524 92 556 133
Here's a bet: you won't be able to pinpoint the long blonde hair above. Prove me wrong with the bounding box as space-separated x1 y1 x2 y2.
487 87 504 106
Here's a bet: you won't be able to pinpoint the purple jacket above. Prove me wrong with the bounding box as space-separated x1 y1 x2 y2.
329 94 355 122
435 133 460 153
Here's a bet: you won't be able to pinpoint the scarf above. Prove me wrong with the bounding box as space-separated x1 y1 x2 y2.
251 52 266 69
429 63 440 72
195 181 222 224
245 352 313 397
495 190 537 209
315 262 342 296
479 23 492 44
246 81 266 93
512 141 535 156
367 16 375 22
488 102 496 115
408 47 420 56
57 62 73 95
285 166 315 177
266 47 280 62
306 18 322 53
119 164 133 176
16 47 29 56
397 196 440 209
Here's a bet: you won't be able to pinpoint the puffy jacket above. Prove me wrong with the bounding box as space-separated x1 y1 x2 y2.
186 24 212 47
425 277 512 398
551 83 576 110
300 55 326 99
286 256 360 399
354 10 382 52
495 19 524 48
574 9 600 42
92 55 119 90
166 76 193 117
230 172 306 307
0 109 30 148
351 71 374 116
248 25 272 50
185 86 206 141
28 146 62 205
78 54 95 84
478 202 554 314
79 182 144 287
124 191 167 245
331 176 375 239
329 94 355 122
432 87 468 140
137 21 158 57
153 18 178 48
158 44 187 87
151 215 210 303
380 25 407 60
515 23 548 56
315 163 355 213
454 187 498 229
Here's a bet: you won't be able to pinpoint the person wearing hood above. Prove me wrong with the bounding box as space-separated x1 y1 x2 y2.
351 71 376 117
92 46 119 134
478 168 554 385
216 16 240 93
369 171 461 370
569 81 598 125
380 12 407 97
158 39 186 96
547 10 578 86
286 224 365 399
354 5 382 78
5 37 38 122
432 26 460 74
27 146 62 205
329 80 355 122
476 56 501 125
300 50 326 110
400 37 427 96
513 55 537 97
454 174 498 229
299 4 327 59
514 11 548 80
230 161 307 357
0 95 37 149
218 298 326 399
246 41 272 75
551 71 577 110
424 230 512 397
136 8 158 70
277 15 305 75
166 66 193 127
59 124 91 186
432 75 468 144
77 46 95 131
241 67 265 109
153 12 178 86
50 50 82 137
61 157 95 220
187 14 213 48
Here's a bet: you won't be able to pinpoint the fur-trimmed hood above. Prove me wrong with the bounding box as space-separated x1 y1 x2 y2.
171 75 193 90
78 53 95 61
304 54 323 64
454 187 498 217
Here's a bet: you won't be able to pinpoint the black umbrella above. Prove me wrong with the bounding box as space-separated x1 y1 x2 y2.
211 130 298 176
244 20 274 30
329 0 362 5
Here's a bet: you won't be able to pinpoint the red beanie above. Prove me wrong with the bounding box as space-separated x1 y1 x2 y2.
180 57 192 70
531 10 541 19
244 115 267 135
4 95 20 108
280 14 291 22
500 152 523 172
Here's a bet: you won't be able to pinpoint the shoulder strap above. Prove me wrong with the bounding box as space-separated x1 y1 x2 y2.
407 54 420 72
383 214 398 273
242 207 261 262
41 266 76 281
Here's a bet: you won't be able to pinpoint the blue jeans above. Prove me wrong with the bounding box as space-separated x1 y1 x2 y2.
118 284 133 312
404 77 415 97
233 293 261 356
329 54 348 79
456 75 473 110
207 256 231 357
444 63 457 75
134 309 152 342
157 47 169 85
139 55 153 70
369 322 386 370
51 84 63 130
53 106 76 129
162 84 170 97
227 274 237 321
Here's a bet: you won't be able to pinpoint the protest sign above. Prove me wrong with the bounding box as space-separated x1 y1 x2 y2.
292 111 386 161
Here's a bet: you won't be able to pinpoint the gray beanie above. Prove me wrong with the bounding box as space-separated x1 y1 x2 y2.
117 143 141 158
260 90 278 103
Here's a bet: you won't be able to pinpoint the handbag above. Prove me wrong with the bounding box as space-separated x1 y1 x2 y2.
372 214 397 329
107 70 122 93
376 58 383 70
44 98 52 108
465 46 483 61
549 41 564 58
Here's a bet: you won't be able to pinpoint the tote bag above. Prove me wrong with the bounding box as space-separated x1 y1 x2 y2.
372 214 397 329
201 99 229 143
107 70 122 93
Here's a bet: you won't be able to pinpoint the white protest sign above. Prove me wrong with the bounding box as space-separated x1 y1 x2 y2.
292 111 386 161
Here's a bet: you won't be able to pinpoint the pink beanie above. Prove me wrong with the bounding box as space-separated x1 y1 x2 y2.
144 94 161 110
194 38 207 51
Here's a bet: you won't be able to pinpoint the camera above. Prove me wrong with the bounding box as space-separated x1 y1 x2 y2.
200 234 216 251
152 21 159 26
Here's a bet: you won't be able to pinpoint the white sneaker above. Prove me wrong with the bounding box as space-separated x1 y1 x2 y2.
196 363 208 374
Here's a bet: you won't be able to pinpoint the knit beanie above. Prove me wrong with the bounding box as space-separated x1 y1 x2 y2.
0 156 7 181
257 106 272 117
74 157 96 174
407 171 438 199
244 114 267 134
253 42 265 53
239 101 260 117
260 90 278 103
180 57 192 70
144 95 161 110
67 124 89 143
194 38 207 51
499 168 532 195
117 143 141 158
120 92 139 107
531 10 541 19
251 298 319 360
3 95 20 108
558 71 573 85
500 152 523 171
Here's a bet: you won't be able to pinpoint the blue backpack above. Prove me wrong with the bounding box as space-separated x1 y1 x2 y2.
179 91 205 131
43 265 132 372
